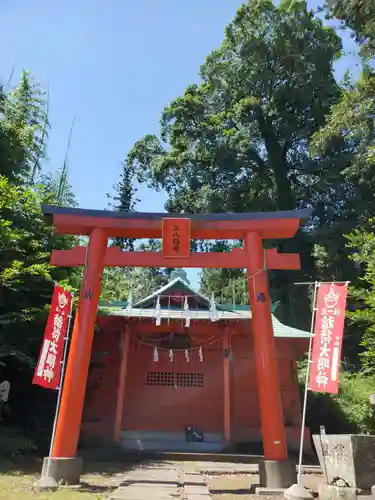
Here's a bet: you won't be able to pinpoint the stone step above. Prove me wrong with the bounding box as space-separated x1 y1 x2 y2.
120 439 225 453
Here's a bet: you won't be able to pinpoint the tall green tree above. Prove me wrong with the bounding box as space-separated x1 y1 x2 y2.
0 176 77 369
110 160 139 251
0 70 49 183
325 0 375 58
317 0 375 369
123 0 348 327
346 221 375 371
314 0 375 224
0 71 80 441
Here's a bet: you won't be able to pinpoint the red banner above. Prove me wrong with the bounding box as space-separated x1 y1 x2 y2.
162 218 191 259
308 283 348 394
32 285 73 390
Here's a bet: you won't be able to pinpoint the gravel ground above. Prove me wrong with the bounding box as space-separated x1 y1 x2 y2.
205 472 324 500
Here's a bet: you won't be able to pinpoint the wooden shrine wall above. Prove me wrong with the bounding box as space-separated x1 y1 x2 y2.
80 316 123 442
122 334 224 433
231 329 306 446
81 316 308 447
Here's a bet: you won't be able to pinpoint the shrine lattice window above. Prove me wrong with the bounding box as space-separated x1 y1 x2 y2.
145 372 204 388
176 372 203 388
146 372 174 387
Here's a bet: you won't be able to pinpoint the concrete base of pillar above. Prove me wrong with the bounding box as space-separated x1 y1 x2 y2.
259 459 297 489
318 485 357 500
33 475 58 492
41 457 82 485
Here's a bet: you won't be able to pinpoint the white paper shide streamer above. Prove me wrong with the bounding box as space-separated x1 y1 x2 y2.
184 296 191 327
155 295 162 326
209 292 219 322
153 346 159 362
198 347 203 362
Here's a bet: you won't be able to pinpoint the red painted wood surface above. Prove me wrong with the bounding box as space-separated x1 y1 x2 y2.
244 231 287 460
113 326 130 442
81 317 124 442
50 246 301 271
82 317 309 447
122 335 223 433
52 228 108 458
162 218 191 259
51 213 301 239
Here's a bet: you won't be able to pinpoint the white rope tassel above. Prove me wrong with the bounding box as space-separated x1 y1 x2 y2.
169 349 174 363
184 296 191 327
153 346 159 362
155 295 162 326
209 292 219 322
185 349 189 362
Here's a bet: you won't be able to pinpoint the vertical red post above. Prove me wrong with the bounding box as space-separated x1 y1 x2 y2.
223 326 231 444
52 228 108 458
244 231 287 461
113 325 130 442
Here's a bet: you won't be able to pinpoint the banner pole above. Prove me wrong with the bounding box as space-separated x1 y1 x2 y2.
45 292 74 479
297 282 319 484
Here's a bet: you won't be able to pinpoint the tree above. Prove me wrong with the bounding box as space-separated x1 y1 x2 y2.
200 268 248 305
0 71 80 442
0 175 77 369
325 0 375 58
0 70 49 184
100 268 130 302
326 0 375 371
123 0 347 327
312 1 375 369
314 0 375 224
346 220 375 371
110 160 139 251
170 269 190 284
100 240 173 303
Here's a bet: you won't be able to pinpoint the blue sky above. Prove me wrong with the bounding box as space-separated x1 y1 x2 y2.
1 0 360 287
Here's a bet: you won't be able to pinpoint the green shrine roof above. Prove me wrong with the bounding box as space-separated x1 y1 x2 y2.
99 277 310 339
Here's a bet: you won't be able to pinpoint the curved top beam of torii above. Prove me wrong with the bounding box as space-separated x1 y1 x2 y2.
42 205 312 240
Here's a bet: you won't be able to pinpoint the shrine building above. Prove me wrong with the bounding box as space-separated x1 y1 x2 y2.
81 276 312 455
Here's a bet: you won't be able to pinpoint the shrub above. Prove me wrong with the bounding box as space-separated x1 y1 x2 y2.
297 360 375 435
0 427 37 460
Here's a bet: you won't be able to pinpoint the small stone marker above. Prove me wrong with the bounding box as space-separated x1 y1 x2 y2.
284 483 313 500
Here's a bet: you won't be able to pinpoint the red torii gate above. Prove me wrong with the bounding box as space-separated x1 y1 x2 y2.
42 205 311 486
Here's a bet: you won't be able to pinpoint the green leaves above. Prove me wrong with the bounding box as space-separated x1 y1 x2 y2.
0 71 79 372
325 0 375 58
0 70 49 183
126 0 344 218
122 0 347 326
345 220 375 370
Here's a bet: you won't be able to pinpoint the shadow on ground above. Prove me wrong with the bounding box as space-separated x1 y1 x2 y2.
78 481 117 494
0 455 156 477
209 489 253 495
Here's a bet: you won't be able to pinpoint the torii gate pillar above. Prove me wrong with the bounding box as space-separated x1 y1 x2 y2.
245 232 297 487
42 228 108 484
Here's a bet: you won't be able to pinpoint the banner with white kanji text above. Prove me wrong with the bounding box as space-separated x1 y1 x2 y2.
32 285 73 390
308 283 348 394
